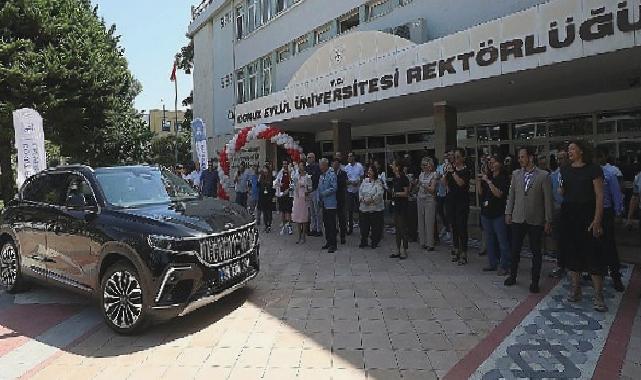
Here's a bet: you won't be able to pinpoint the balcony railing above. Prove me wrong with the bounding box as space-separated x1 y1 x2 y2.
191 0 214 21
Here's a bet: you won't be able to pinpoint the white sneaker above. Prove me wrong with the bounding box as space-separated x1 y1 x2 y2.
287 224 293 235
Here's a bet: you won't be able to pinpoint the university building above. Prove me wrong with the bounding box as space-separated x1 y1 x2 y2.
188 0 641 193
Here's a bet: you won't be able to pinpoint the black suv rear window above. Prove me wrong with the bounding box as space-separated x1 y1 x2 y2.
22 173 69 205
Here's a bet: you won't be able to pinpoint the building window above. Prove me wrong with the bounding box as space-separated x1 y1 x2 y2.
386 134 406 145
261 56 272 96
338 9 359 34
260 0 271 24
294 35 310 54
407 131 434 144
276 44 291 62
314 22 332 45
367 0 394 20
247 0 258 33
352 139 366 150
276 0 286 14
248 62 258 101
236 4 244 39
236 70 245 104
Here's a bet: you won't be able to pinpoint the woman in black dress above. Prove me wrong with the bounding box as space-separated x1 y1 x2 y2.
390 162 410 259
258 166 275 233
560 141 607 311
444 148 471 265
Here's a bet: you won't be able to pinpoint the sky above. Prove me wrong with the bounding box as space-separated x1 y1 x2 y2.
92 0 202 112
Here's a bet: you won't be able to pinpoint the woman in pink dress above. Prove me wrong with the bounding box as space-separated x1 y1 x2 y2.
292 162 312 244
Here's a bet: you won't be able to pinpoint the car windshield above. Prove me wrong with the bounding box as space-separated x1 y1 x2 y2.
95 167 199 208
160 169 201 201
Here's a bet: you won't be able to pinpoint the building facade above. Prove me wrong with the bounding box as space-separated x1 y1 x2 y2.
188 0 641 200
146 109 186 137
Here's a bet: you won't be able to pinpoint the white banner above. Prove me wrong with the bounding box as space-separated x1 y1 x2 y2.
13 108 46 188
192 118 209 170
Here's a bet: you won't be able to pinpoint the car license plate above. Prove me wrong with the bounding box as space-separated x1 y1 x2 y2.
218 257 251 282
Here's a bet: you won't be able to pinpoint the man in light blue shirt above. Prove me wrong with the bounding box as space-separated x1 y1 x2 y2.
549 150 567 278
319 158 338 253
436 151 453 238
597 147 625 292
626 168 641 246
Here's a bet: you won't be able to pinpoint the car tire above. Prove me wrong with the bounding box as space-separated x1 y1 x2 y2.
1 240 28 294
100 260 149 335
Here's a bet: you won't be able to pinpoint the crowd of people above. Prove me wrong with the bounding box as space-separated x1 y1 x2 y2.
174 143 641 312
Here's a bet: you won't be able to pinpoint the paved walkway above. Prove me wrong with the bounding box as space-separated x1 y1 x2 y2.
0 228 639 379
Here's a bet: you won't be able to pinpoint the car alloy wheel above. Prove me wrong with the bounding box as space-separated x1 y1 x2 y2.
102 269 144 330
0 243 18 288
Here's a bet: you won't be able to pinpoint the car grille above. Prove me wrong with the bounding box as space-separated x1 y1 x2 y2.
198 224 258 267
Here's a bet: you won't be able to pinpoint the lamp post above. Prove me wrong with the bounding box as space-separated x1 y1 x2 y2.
161 98 166 133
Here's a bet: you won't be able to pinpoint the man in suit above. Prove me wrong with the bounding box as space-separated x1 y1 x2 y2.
333 158 348 244
504 147 553 293
318 158 338 253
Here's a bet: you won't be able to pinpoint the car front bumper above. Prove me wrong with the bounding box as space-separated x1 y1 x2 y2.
148 247 259 321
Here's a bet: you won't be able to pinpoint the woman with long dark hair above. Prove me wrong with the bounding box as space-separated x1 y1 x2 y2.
390 162 410 259
560 141 607 311
258 166 275 233
444 148 471 265
478 155 511 275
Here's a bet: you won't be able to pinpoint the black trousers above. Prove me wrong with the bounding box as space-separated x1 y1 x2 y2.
448 201 470 253
394 210 409 250
347 192 359 232
510 223 544 285
323 208 337 248
602 208 621 277
336 201 347 240
437 196 449 231
360 211 384 245
552 208 564 269
407 200 418 242
263 209 273 227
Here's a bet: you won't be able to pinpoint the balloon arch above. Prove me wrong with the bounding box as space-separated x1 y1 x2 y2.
216 124 304 200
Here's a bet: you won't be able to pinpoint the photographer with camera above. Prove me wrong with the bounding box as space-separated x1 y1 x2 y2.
443 148 471 265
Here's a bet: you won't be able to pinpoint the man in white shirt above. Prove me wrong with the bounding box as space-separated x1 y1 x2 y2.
344 152 364 235
189 161 202 189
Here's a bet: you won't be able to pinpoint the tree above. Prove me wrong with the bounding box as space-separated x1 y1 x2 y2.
0 0 153 202
150 132 193 168
176 41 194 133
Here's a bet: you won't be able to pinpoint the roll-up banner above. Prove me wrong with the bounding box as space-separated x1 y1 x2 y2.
13 108 46 188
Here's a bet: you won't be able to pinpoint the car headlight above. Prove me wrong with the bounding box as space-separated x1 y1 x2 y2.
147 235 199 253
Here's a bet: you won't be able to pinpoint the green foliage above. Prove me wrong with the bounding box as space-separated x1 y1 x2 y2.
150 131 193 168
0 0 154 201
177 38 194 132
175 39 193 74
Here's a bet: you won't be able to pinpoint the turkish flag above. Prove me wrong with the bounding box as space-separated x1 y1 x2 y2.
170 62 177 81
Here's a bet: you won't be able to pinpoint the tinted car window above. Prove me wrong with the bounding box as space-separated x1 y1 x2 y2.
22 173 69 205
64 174 96 207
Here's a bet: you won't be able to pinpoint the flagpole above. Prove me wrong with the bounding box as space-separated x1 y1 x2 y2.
174 62 179 166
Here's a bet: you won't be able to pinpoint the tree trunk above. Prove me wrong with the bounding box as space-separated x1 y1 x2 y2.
0 120 16 204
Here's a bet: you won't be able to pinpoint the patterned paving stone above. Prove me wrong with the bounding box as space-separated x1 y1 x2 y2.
472 268 633 380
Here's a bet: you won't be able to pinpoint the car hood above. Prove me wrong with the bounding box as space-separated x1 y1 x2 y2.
115 198 252 235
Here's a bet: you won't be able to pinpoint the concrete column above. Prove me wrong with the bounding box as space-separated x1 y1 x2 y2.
332 121 352 157
433 101 457 159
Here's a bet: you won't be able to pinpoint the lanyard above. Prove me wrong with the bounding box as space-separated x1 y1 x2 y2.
524 169 536 194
